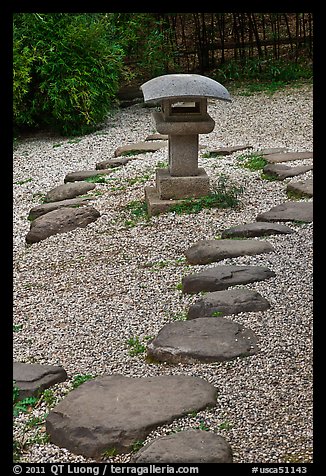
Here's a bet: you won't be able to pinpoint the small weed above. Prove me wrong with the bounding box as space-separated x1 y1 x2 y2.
13 324 23 332
26 431 50 445
120 150 147 157
72 374 95 389
102 447 118 458
171 311 188 321
126 174 151 186
201 152 224 159
260 172 279 181
188 410 198 417
25 415 47 428
156 161 168 168
41 388 56 407
13 395 38 416
131 440 144 452
14 178 33 185
196 419 210 431
175 282 183 291
52 143 63 148
218 421 232 430
67 138 82 144
32 192 46 203
127 336 152 356
211 311 223 317
237 153 267 171
169 174 243 214
123 200 149 228
286 189 310 200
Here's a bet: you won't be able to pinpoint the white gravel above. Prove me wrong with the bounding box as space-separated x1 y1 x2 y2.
13 84 313 463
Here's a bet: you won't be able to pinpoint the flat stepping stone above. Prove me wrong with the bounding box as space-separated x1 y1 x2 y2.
44 182 96 203
287 178 313 197
185 239 274 265
145 133 168 141
256 201 313 223
46 375 217 458
258 147 289 156
95 157 132 170
147 317 259 364
206 144 252 156
26 206 100 244
221 222 294 238
131 430 233 463
64 169 114 183
264 151 313 163
263 163 313 180
114 141 166 157
187 288 270 319
182 265 276 294
13 362 67 401
28 197 93 221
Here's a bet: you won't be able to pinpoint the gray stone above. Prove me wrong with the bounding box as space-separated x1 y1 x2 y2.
287 179 313 197
207 144 253 156
114 141 166 157
182 265 276 294
145 134 168 141
263 163 313 180
187 288 270 319
13 362 67 400
256 201 313 223
46 375 217 458
28 197 93 221
44 182 96 203
156 168 210 199
141 74 231 103
95 157 132 170
258 147 289 156
144 186 185 217
26 206 100 244
147 317 259 364
131 430 233 463
221 222 294 238
185 239 274 265
64 169 114 183
264 151 313 163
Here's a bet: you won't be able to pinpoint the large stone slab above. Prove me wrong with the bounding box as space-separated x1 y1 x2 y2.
145 134 168 141
28 197 93 221
44 182 96 203
185 239 274 265
95 157 132 170
131 430 233 463
258 147 288 156
13 362 67 400
64 169 114 183
264 151 313 163
287 179 313 197
182 265 276 294
256 201 313 223
187 288 270 319
26 206 100 244
46 375 217 458
114 141 166 157
263 163 313 180
206 144 252 156
147 317 259 364
221 222 294 238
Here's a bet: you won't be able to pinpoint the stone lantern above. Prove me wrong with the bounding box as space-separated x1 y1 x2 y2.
140 73 231 216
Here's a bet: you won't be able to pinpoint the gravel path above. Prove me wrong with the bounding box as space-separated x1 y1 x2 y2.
13 84 313 463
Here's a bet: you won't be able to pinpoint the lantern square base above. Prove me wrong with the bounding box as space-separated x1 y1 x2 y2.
156 168 210 200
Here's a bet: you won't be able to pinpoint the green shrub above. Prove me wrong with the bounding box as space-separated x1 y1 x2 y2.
13 13 126 135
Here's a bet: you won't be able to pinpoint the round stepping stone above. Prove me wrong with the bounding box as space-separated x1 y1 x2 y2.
13 362 67 400
44 182 96 203
114 141 166 157
263 163 313 180
182 265 276 294
95 157 132 170
28 197 93 221
64 169 114 183
185 239 274 265
131 430 233 463
287 178 313 197
26 206 100 244
147 317 259 364
207 144 252 156
264 151 313 163
187 288 270 319
221 222 294 238
256 201 313 223
46 375 217 458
